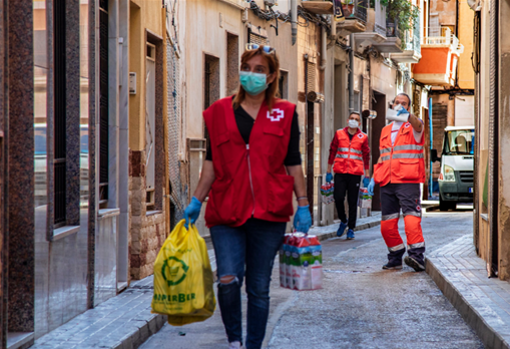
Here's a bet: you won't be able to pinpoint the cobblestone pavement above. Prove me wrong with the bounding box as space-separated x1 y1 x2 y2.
141 210 484 349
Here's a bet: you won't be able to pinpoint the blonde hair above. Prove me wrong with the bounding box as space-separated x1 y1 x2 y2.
232 46 281 111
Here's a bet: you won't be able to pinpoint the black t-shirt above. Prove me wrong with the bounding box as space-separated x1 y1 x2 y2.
206 105 301 166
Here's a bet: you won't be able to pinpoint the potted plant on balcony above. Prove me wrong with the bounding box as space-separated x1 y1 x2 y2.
380 0 419 34
342 0 355 17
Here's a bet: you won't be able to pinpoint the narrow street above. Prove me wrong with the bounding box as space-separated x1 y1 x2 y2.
140 210 483 349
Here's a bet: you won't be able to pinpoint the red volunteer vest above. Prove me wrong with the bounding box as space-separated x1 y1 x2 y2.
373 122 425 187
203 96 296 228
333 128 367 176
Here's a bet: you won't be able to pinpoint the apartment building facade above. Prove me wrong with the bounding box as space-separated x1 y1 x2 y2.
0 1 169 347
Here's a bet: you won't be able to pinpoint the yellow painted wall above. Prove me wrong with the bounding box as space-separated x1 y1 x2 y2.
129 0 166 151
458 0 475 89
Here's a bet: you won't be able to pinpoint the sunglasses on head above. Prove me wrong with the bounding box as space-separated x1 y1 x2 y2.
245 43 276 54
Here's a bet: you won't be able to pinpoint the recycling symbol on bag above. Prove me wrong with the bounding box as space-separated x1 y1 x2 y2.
161 256 189 286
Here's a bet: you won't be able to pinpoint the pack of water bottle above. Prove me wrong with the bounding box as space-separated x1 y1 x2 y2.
279 232 323 291
358 187 372 209
320 182 335 205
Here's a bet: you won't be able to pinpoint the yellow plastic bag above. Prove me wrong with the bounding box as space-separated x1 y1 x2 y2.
151 219 216 326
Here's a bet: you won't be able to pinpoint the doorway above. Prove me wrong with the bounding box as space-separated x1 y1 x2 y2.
145 43 156 207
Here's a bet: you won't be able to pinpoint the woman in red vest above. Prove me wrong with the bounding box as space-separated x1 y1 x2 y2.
183 44 311 349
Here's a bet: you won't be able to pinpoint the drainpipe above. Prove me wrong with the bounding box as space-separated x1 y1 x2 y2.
349 34 354 114
291 0 297 45
429 97 433 199
454 0 460 88
320 27 327 70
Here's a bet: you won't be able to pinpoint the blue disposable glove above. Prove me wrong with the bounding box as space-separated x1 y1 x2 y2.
367 178 375 196
326 173 333 183
294 205 312 234
396 106 410 118
184 196 202 229
363 176 370 188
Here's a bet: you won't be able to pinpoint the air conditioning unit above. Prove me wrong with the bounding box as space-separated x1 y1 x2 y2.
265 0 277 7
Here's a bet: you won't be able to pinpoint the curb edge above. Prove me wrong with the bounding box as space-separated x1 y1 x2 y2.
426 257 510 349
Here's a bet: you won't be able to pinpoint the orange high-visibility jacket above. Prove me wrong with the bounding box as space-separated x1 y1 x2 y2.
373 122 425 187
332 129 368 176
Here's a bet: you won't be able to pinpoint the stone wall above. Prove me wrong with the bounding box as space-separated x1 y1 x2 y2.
129 150 166 280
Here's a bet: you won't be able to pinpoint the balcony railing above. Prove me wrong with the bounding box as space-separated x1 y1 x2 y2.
374 0 386 36
402 18 421 54
386 19 403 39
423 27 464 55
343 0 368 23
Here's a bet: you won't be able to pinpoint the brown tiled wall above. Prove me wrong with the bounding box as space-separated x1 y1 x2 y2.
129 150 166 280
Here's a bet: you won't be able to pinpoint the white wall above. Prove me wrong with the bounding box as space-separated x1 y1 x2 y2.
454 95 475 126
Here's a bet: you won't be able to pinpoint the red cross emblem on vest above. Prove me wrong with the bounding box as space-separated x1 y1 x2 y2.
267 109 284 122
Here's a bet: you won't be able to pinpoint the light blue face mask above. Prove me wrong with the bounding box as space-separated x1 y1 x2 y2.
239 71 268 96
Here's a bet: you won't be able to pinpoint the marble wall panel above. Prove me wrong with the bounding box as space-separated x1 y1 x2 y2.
65 0 81 226
35 210 88 338
8 0 35 333
94 214 118 306
87 0 97 309
0 0 7 344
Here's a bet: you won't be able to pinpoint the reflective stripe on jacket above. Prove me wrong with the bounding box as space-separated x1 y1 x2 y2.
203 96 296 228
373 122 425 186
332 129 368 176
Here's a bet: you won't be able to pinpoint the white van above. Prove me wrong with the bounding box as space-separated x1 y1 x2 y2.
432 126 474 211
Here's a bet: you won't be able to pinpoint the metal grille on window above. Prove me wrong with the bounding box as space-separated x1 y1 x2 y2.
54 0 67 225
306 62 316 93
248 28 267 46
99 4 109 204
166 38 186 227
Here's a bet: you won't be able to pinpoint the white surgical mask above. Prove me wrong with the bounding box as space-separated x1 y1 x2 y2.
348 119 359 129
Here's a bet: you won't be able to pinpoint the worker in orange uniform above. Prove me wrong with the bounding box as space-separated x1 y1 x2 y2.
326 112 370 240
367 93 426 272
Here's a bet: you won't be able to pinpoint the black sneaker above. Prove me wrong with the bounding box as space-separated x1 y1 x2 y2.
382 262 402 270
404 256 425 272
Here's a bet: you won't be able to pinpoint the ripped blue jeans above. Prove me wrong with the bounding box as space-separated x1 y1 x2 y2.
210 218 286 349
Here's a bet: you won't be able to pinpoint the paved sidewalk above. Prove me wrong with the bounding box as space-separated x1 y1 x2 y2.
32 277 166 349
30 214 383 349
427 234 510 349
